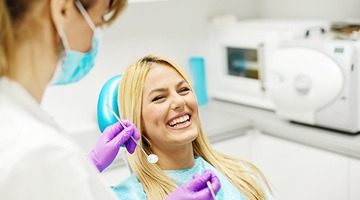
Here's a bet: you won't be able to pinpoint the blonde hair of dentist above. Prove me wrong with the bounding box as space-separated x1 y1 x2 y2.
0 0 128 199
119 55 273 200
0 0 126 76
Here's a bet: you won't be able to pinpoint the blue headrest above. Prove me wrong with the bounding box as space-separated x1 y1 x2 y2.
97 74 122 132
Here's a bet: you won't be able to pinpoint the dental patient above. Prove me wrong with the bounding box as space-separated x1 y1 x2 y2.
111 55 275 200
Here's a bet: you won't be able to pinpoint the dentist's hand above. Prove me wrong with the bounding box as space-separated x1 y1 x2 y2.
88 120 140 172
165 170 221 200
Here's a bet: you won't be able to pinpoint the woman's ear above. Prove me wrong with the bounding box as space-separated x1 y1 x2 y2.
49 0 73 28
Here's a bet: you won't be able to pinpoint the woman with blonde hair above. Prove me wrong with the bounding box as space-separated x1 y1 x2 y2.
112 54 275 200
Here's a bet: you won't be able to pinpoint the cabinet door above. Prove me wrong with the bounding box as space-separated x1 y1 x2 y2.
211 132 252 161
350 158 360 200
100 150 133 186
250 131 348 200
101 164 132 186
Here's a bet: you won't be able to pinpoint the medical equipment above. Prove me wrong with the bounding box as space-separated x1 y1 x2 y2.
106 103 159 163
199 165 217 200
207 19 330 110
267 38 360 134
207 181 217 200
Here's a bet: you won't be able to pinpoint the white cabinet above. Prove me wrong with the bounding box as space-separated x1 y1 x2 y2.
250 131 348 200
350 158 360 200
101 164 132 187
209 129 351 200
211 132 252 161
100 149 133 186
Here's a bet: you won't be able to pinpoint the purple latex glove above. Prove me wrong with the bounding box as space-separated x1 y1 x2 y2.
165 170 221 200
88 120 140 172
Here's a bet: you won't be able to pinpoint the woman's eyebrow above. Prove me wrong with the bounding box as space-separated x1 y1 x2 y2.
176 80 186 88
147 80 186 97
148 88 167 98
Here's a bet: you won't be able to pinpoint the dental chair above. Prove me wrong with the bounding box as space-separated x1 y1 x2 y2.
96 74 133 174
97 74 122 132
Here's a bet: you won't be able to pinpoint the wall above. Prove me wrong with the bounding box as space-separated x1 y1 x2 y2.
257 0 360 20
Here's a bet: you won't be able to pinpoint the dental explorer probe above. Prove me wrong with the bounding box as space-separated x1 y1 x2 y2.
199 165 217 200
105 103 159 164
206 179 217 200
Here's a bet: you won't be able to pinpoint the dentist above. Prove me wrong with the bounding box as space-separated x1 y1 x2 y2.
0 0 220 200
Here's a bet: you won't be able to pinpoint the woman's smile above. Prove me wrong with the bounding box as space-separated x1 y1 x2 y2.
167 113 192 129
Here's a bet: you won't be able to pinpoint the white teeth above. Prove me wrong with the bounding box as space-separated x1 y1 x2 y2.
169 115 190 126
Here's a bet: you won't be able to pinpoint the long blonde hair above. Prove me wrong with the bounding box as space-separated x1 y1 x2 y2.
0 0 127 76
119 55 272 200
0 0 14 76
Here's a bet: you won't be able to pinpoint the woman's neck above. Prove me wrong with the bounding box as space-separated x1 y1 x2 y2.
154 144 195 170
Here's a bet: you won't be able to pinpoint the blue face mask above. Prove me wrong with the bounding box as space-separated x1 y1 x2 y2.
51 1 102 85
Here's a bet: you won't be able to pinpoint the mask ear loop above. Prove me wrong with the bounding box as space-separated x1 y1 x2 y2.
55 0 96 51
51 25 69 84
75 0 96 31
55 25 70 51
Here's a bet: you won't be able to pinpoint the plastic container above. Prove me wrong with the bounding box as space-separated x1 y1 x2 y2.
188 57 208 106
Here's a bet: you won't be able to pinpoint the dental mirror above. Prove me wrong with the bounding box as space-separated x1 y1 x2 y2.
106 103 158 164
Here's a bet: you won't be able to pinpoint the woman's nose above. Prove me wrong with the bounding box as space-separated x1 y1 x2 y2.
171 94 186 110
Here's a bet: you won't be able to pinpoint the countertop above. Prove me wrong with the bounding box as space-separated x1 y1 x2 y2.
197 100 253 142
209 98 360 160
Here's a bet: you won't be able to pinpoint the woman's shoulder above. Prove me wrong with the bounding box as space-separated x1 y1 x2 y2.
111 174 147 200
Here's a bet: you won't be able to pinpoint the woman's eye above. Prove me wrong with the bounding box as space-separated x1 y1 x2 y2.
179 87 190 93
152 96 164 102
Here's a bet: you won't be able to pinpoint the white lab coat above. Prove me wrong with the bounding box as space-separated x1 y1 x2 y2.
0 77 118 200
